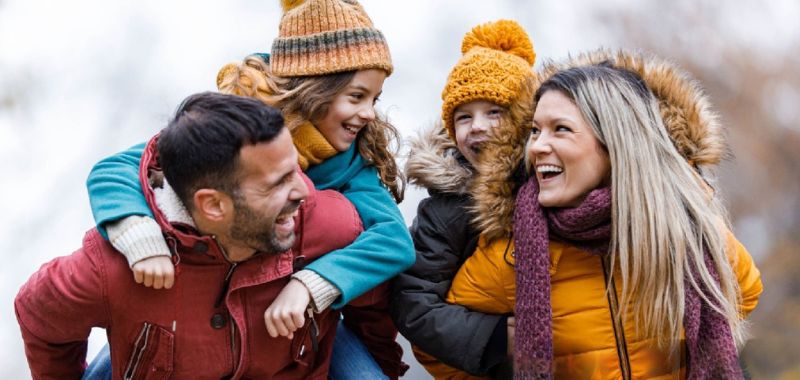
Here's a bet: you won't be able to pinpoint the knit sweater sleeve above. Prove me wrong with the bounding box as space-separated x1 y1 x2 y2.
86 143 153 239
390 195 507 375
304 160 415 309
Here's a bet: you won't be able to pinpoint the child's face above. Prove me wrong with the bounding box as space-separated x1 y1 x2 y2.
316 69 386 152
453 100 504 167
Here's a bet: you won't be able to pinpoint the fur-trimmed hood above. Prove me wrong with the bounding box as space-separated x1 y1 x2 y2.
471 49 727 241
405 122 474 196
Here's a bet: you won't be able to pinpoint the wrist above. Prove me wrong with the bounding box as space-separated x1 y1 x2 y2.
291 269 341 312
106 215 170 267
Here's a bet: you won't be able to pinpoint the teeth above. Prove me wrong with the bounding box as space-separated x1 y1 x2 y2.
276 211 295 222
537 165 563 173
344 125 360 133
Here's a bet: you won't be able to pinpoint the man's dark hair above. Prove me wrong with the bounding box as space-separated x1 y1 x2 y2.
157 92 284 209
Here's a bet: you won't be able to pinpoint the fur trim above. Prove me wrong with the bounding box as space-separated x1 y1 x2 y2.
469 49 728 242
153 179 195 227
405 123 474 195
469 75 535 241
537 49 726 167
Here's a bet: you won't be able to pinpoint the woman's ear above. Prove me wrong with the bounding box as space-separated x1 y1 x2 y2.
192 189 231 222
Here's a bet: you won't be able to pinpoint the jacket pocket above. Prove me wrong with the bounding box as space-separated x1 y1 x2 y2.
123 322 175 380
290 309 320 368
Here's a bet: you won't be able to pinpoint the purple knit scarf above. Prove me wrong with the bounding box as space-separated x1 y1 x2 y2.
512 178 742 379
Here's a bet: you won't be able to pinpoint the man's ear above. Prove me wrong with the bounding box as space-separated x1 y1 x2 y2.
192 189 232 222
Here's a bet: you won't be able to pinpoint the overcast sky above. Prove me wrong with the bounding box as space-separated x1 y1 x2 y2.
1 0 797 378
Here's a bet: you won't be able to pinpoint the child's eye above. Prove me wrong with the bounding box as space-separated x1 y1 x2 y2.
373 96 381 105
488 108 503 117
454 114 471 122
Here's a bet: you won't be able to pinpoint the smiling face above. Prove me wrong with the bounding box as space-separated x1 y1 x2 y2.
453 100 504 167
226 128 308 257
529 90 611 208
315 69 387 152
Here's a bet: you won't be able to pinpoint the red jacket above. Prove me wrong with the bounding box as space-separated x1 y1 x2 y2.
15 139 364 379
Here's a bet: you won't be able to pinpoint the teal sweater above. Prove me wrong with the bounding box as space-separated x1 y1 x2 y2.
86 142 414 308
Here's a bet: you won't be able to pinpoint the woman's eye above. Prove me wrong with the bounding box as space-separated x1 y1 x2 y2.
555 125 573 132
350 93 363 100
530 127 540 137
372 96 381 104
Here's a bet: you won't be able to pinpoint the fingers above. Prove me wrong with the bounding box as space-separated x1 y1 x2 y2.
152 269 164 289
264 308 305 339
162 266 175 289
133 268 144 284
132 257 175 289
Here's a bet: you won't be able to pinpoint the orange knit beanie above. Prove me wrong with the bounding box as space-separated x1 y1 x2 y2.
441 20 536 140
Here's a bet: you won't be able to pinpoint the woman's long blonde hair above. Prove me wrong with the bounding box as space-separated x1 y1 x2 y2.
216 55 405 202
532 63 745 352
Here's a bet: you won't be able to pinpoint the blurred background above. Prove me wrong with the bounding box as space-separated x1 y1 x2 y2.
1 0 797 378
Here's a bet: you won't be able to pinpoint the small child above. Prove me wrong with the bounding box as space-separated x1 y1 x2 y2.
85 0 413 378
391 20 536 380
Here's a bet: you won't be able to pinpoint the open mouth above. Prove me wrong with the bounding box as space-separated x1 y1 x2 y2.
469 140 485 155
537 164 563 180
274 209 299 234
343 124 361 136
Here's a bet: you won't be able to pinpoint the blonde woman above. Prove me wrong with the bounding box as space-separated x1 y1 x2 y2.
452 51 763 379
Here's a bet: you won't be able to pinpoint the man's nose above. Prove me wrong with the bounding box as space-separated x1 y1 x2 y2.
289 170 309 202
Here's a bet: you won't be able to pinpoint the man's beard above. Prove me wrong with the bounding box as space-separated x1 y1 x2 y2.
229 198 299 254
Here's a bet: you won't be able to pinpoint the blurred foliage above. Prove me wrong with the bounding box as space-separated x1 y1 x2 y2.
602 0 800 377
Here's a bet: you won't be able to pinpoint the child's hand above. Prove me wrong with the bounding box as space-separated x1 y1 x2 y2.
131 256 175 289
264 279 311 339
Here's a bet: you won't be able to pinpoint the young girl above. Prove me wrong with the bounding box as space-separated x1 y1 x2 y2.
449 50 763 378
390 20 535 379
85 0 412 378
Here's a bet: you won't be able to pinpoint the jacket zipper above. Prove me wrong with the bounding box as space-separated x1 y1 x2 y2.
307 308 319 353
230 314 238 376
123 322 152 380
214 237 240 378
602 257 632 380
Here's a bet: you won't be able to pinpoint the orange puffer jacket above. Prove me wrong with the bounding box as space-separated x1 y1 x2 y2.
433 232 762 379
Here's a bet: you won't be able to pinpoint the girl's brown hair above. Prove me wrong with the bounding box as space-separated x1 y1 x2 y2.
217 55 405 202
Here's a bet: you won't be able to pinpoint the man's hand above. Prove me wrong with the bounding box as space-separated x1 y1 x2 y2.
131 256 174 289
507 316 515 355
264 279 311 339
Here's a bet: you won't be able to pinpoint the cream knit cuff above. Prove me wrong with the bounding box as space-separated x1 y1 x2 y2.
106 215 171 267
291 269 341 312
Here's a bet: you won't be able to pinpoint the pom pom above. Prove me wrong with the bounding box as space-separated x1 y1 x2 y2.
461 19 536 66
216 63 239 89
281 0 305 12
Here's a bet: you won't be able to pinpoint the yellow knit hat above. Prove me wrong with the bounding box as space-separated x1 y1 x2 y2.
441 20 536 141
270 0 393 77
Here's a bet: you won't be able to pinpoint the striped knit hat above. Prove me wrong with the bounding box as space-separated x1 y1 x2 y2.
270 0 393 77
